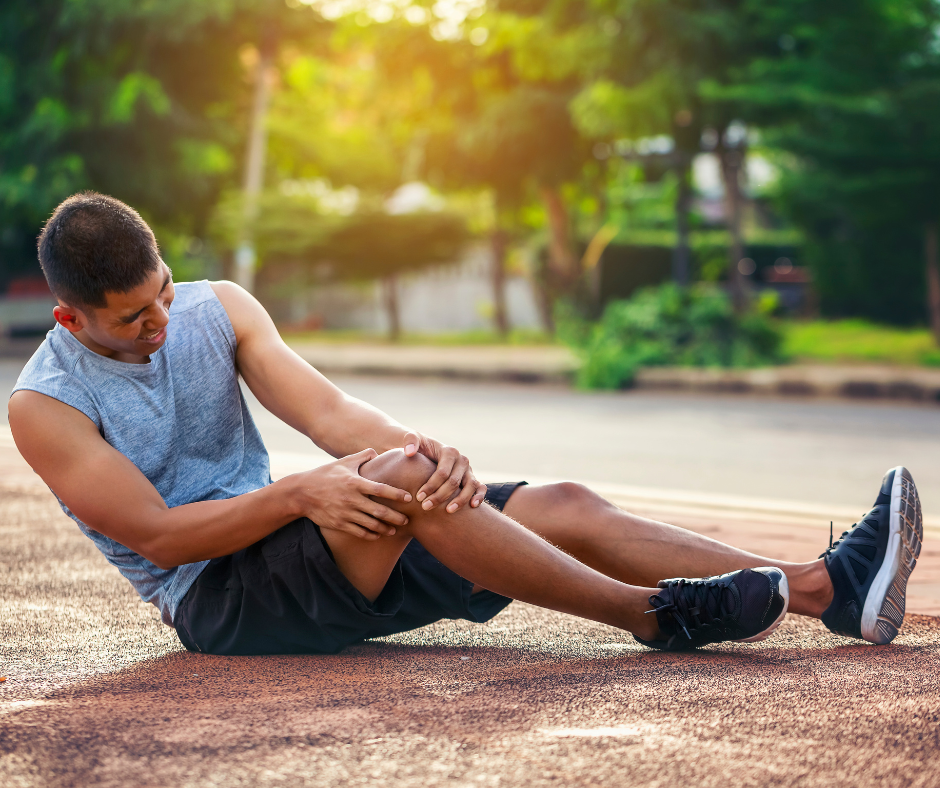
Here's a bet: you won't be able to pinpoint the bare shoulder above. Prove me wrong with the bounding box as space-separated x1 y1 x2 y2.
208 280 279 346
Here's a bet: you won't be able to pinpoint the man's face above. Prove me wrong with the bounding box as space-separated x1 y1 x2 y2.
58 264 175 362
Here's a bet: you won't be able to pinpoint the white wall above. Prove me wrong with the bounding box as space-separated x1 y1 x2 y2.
297 245 544 334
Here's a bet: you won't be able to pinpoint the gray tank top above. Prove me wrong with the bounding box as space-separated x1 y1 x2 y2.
12 280 271 625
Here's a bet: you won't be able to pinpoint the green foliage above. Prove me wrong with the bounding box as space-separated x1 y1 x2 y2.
4 0 940 332
321 210 471 280
0 0 325 289
709 0 940 325
562 283 784 389
211 189 469 281
783 319 940 367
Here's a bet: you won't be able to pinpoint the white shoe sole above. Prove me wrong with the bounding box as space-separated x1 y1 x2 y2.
860 467 923 644
734 568 790 643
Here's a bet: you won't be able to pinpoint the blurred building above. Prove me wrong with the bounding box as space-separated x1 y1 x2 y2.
0 277 56 340
268 243 543 334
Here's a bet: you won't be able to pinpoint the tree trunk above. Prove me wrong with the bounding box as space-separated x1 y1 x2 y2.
540 185 578 286
537 185 577 334
926 221 940 346
581 223 618 313
490 229 510 338
234 43 275 294
673 159 693 287
533 257 556 335
382 275 401 342
718 141 749 313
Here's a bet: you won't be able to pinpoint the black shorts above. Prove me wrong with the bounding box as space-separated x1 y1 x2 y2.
174 481 526 655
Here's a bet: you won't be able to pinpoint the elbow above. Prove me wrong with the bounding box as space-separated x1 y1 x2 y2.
138 539 183 571
133 510 187 570
145 549 177 572
150 555 177 572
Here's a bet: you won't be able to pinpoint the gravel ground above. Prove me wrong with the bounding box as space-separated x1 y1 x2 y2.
2 486 939 788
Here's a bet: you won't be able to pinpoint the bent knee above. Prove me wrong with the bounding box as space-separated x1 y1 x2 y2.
360 448 436 496
547 481 603 507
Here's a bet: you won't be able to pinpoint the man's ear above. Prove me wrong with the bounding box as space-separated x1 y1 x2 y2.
53 304 87 334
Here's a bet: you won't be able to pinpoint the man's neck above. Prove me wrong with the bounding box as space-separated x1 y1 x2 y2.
71 328 151 365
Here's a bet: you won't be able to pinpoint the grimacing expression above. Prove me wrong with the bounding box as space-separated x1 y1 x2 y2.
77 265 175 357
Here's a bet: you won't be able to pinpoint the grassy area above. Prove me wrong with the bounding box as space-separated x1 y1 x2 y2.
279 328 556 346
783 319 940 367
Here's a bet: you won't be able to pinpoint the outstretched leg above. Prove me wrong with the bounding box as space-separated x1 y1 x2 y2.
319 450 665 640
502 483 833 618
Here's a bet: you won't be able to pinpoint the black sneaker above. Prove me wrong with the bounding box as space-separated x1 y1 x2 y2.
634 567 789 651
821 466 923 644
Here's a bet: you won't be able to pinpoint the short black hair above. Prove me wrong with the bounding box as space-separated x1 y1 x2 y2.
37 192 162 309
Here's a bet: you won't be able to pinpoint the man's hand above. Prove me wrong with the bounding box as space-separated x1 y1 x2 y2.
295 449 414 539
403 432 487 514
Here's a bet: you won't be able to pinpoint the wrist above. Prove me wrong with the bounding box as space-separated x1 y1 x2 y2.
381 428 419 455
272 474 308 520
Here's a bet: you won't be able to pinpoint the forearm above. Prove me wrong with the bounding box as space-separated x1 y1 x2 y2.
142 476 303 569
309 392 412 458
233 338 411 458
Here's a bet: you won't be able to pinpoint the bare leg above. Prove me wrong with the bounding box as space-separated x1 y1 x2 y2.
319 450 664 641
503 482 833 618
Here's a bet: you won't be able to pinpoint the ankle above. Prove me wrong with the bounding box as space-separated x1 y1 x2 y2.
788 559 834 618
632 612 662 642
627 590 664 641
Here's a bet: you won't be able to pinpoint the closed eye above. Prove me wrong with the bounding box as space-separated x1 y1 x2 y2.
119 273 172 324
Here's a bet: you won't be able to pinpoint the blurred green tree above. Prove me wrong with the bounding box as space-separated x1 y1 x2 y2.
709 0 940 336
459 4 596 331
0 0 325 290
569 0 762 310
360 6 596 334
214 36 471 338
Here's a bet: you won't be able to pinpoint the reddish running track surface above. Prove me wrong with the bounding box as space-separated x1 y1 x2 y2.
1 474 939 787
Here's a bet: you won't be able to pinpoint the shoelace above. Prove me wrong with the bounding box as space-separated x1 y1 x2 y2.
645 578 733 641
820 514 876 560
820 521 849 559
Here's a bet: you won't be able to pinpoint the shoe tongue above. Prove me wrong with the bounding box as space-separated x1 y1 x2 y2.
701 585 734 620
678 581 731 624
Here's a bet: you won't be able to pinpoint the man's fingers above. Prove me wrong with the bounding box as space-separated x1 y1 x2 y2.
416 457 456 506
333 522 380 540
470 481 488 508
419 468 460 510
445 471 477 513
368 502 409 527
403 431 421 457
424 457 469 511
343 447 378 469
352 513 398 536
361 478 413 503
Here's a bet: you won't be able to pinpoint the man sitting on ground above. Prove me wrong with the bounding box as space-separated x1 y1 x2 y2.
8 192 924 655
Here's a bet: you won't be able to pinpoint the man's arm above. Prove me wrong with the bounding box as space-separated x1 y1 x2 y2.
211 281 487 513
8 391 413 568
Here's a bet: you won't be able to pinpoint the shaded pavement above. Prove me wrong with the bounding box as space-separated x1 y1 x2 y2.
2 456 939 786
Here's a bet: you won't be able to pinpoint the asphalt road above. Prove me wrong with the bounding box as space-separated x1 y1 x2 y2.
3 359 939 519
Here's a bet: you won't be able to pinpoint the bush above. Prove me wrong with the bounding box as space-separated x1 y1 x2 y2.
562 284 785 389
